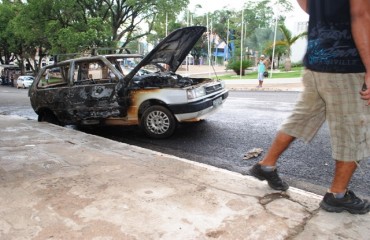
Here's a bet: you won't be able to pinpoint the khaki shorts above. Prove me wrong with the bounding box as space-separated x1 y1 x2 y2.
281 69 370 161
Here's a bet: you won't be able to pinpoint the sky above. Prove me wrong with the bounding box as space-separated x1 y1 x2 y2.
188 0 244 13
188 0 308 22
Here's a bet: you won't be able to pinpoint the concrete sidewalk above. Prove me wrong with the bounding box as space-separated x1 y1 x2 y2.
1 115 370 239
225 78 303 92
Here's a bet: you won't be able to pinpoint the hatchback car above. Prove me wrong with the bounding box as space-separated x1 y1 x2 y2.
29 26 229 138
17 76 35 89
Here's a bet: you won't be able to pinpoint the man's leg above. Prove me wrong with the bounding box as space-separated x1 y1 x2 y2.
259 131 295 166
320 160 370 214
330 160 357 193
249 131 295 191
320 161 370 214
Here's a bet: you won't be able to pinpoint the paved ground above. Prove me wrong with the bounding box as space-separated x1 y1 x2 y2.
1 66 369 239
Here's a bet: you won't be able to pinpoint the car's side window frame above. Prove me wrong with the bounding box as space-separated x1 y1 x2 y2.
101 57 125 82
70 58 123 85
36 63 70 89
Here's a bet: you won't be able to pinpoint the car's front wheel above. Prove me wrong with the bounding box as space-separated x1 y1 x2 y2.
38 111 61 126
140 105 176 139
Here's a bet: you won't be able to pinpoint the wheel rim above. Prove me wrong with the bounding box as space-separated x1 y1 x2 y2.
146 110 170 134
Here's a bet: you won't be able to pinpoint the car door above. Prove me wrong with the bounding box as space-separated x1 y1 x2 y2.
29 64 72 123
66 59 123 122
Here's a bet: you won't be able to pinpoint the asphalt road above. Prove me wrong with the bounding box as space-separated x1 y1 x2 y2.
2 85 370 198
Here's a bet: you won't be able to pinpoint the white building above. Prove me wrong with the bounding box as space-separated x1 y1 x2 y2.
285 3 309 63
287 20 308 63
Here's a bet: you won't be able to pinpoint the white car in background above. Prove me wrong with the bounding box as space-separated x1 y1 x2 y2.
16 76 35 89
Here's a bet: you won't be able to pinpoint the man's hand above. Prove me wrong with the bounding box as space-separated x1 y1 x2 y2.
351 0 370 105
359 73 370 105
297 0 308 13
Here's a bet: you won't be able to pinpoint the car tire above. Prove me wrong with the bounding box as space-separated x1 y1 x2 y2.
23 84 26 89
140 105 176 139
38 111 61 126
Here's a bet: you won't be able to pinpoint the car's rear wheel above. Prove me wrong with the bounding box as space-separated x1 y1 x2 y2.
38 111 61 126
140 105 176 139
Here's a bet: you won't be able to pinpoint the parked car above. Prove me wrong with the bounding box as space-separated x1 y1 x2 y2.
16 76 35 89
29 26 229 138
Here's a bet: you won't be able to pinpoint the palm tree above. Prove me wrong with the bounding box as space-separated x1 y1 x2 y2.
263 44 289 69
274 24 307 71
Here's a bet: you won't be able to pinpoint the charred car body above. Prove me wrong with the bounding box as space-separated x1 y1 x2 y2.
29 26 229 138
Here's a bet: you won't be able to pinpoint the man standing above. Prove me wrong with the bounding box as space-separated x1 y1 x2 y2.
249 0 370 214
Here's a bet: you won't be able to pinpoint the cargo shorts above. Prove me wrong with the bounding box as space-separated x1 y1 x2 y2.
280 69 370 161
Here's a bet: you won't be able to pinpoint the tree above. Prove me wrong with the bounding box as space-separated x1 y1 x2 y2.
46 0 115 55
2 0 189 73
273 24 307 71
197 0 293 65
0 1 19 65
72 0 189 52
263 44 288 69
11 0 54 73
0 0 299 75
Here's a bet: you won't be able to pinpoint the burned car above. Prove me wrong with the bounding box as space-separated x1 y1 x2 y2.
29 26 229 138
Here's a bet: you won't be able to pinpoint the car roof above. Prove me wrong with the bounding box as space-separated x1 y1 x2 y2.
40 54 143 69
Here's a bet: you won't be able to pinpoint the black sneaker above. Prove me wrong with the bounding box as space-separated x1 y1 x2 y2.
320 190 370 214
249 163 289 191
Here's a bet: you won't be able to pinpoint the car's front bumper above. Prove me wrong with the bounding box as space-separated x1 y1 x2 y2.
168 90 229 122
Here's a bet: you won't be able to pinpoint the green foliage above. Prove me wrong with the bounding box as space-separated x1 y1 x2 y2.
0 0 189 74
273 24 307 57
226 59 253 75
148 0 189 43
0 2 19 64
0 0 298 75
262 24 307 69
207 0 292 57
48 17 113 54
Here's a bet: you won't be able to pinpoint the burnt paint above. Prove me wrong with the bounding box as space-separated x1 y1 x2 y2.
129 72 212 89
32 69 215 126
33 83 122 124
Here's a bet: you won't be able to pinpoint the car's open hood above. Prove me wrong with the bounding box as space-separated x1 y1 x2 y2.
127 26 206 79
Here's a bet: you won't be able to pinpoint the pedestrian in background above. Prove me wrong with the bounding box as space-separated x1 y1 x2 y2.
249 0 370 214
257 55 266 88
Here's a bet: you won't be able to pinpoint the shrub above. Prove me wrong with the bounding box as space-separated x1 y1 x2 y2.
226 59 253 76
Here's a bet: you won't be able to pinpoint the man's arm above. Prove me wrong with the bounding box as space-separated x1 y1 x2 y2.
350 0 370 101
297 0 308 13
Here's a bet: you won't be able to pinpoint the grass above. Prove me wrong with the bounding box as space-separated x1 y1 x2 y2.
218 67 304 80
39 77 67 86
